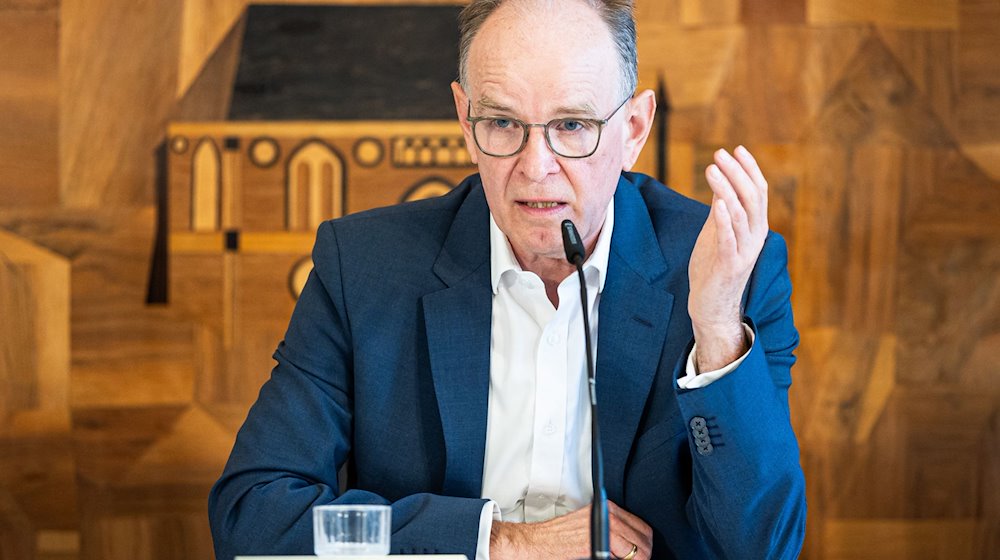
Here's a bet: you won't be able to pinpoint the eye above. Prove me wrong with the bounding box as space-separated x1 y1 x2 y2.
490 118 514 130
556 119 589 133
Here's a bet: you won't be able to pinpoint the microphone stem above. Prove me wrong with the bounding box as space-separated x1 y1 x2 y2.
575 261 610 560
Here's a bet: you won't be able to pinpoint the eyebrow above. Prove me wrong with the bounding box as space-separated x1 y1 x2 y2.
553 103 598 117
475 97 514 114
474 97 599 119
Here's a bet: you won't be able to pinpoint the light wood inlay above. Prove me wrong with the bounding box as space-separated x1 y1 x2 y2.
192 139 221 232
169 232 225 254
239 232 315 254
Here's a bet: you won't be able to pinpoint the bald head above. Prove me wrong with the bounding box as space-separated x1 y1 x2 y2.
458 0 638 99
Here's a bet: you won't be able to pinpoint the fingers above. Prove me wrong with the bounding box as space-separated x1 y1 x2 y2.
733 144 768 192
610 533 639 560
608 502 653 559
707 146 769 238
715 146 763 214
706 163 751 253
712 198 738 261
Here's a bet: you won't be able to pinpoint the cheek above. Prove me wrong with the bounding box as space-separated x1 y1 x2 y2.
478 163 516 217
478 159 516 194
567 155 621 198
565 159 619 226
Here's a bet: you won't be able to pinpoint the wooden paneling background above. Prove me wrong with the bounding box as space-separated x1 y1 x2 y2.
0 1 997 559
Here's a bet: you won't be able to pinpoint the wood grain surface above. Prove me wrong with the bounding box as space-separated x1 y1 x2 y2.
0 1 997 559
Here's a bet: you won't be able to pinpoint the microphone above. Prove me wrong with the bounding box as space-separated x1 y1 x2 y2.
561 220 586 265
561 219 611 560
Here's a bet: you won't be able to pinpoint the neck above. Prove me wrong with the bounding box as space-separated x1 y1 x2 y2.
517 251 575 285
512 229 601 308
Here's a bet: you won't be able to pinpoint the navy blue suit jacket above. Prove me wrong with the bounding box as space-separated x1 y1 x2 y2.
208 172 806 559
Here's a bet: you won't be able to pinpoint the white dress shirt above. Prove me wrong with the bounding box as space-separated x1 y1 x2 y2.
474 201 752 559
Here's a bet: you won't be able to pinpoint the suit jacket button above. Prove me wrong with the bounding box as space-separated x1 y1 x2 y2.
690 416 707 430
697 442 714 456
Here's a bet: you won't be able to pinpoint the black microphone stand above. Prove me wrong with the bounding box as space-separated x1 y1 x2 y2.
561 220 611 560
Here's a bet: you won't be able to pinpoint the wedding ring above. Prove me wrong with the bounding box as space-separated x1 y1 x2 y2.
621 543 638 560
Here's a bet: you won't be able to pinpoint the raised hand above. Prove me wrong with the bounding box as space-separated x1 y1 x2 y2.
688 146 769 373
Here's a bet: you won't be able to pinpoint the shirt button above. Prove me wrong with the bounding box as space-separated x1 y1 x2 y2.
547 333 561 345
543 422 557 436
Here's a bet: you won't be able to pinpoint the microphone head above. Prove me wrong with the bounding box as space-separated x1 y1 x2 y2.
561 219 586 265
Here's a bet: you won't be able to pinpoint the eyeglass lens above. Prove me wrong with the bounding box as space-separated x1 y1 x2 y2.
472 118 602 158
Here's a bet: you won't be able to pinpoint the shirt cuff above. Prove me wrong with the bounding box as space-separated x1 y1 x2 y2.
475 500 502 560
677 323 755 389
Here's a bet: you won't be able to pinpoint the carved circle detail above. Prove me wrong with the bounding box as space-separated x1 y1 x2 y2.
170 136 189 154
249 137 281 168
353 137 384 168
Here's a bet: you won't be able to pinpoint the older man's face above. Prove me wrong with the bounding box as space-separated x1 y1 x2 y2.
454 1 634 265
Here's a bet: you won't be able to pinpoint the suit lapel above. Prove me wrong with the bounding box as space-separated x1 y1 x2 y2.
422 181 492 498
420 175 681 502
597 177 676 503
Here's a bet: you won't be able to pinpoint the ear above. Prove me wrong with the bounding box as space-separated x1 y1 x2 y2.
451 81 479 165
620 88 656 172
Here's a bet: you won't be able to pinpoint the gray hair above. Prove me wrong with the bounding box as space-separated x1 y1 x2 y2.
457 0 638 99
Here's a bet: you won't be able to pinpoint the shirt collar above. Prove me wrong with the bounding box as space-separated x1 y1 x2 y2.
489 198 615 295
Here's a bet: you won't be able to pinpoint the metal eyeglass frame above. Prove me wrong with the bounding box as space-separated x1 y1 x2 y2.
465 95 632 159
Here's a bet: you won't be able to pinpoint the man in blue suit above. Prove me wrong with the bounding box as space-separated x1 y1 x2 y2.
209 1 806 559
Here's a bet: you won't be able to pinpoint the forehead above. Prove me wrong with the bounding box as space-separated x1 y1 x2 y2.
466 0 621 111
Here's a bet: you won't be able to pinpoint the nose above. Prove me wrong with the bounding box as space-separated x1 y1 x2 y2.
516 125 561 182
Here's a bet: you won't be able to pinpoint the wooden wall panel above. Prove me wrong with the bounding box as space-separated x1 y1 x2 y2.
707 26 816 143
0 230 75 558
807 0 960 29
679 0 740 26
0 9 59 207
178 0 246 98
59 0 183 207
954 0 1000 180
175 14 245 121
0 1 998 559
823 519 983 559
0 0 57 7
638 24 744 112
742 0 805 24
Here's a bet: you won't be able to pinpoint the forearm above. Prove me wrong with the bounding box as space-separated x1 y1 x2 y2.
211 478 488 560
692 321 749 373
678 233 805 557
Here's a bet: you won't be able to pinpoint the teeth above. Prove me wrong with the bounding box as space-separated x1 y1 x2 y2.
525 201 559 209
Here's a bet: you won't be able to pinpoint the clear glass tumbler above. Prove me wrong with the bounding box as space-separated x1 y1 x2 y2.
312 504 391 556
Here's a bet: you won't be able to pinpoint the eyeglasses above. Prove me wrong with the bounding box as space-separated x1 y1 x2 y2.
466 95 632 159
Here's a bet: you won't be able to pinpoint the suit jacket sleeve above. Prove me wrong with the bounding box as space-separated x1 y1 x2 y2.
673 231 806 559
207 221 486 560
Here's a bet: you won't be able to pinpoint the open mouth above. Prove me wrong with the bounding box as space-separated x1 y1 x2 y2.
521 201 561 209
